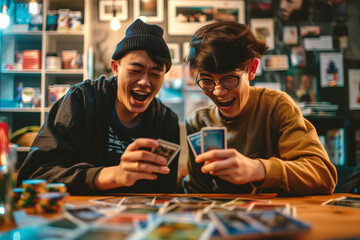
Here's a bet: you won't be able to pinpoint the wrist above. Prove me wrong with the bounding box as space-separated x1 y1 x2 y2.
94 166 121 190
251 159 265 183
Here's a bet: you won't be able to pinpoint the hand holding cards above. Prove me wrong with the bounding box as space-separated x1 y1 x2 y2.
151 139 181 166
187 127 227 156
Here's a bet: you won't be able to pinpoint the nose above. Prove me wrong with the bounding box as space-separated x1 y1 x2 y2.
137 73 151 86
212 82 227 96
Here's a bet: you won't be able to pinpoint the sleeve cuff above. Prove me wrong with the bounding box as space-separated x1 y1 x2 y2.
253 158 284 190
86 167 105 194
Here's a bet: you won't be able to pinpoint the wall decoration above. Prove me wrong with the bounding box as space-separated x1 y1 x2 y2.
167 43 181 64
283 25 298 45
320 52 344 87
290 46 306 68
99 0 128 21
249 0 273 18
250 18 274 50
348 69 360 110
168 0 245 36
278 0 309 22
262 55 289 71
304 36 333 51
300 25 320 38
134 0 164 22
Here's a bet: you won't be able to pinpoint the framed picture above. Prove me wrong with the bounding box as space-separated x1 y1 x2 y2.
99 0 128 21
283 25 298 45
290 46 306 68
262 55 289 71
348 69 360 110
133 0 164 22
320 52 344 87
168 0 245 36
250 18 274 50
167 43 181 64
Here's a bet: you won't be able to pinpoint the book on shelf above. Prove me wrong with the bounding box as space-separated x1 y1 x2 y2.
325 128 345 166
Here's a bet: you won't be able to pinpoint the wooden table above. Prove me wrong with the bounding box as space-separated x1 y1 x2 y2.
1 193 360 240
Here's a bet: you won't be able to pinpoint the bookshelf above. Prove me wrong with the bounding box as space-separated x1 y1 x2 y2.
0 0 91 160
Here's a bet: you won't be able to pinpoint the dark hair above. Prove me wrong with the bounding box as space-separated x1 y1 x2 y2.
185 21 268 74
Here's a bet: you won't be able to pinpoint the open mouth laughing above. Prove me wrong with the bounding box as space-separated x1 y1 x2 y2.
217 98 236 107
131 90 150 102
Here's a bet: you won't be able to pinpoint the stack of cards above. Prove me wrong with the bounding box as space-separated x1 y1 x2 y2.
187 127 227 156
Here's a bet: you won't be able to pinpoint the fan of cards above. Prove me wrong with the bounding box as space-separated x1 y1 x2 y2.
187 127 227 157
2 196 310 240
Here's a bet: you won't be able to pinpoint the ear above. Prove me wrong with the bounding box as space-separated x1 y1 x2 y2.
248 58 259 81
110 60 119 77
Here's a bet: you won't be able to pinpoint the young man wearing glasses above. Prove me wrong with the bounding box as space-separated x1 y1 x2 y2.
183 21 337 196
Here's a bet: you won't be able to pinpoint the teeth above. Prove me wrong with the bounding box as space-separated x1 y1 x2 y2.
132 90 149 95
218 98 233 103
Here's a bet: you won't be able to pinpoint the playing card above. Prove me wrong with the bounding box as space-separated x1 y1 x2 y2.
89 197 124 206
121 196 156 206
64 206 105 223
135 217 215 240
201 127 227 153
151 139 181 166
248 203 291 216
187 132 202 157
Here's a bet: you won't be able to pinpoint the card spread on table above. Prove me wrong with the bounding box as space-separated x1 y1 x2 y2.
151 139 181 166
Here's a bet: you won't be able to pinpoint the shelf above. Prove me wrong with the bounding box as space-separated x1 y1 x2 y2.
46 31 84 36
45 69 84 74
1 69 42 74
0 107 42 112
2 30 42 36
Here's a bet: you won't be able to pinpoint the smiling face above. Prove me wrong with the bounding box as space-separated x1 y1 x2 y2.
111 50 166 124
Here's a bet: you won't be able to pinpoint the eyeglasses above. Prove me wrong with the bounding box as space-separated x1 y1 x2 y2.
195 67 248 92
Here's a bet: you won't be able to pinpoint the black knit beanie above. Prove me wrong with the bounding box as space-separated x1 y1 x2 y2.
112 19 172 72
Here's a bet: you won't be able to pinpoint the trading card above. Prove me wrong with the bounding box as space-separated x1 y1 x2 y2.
337 196 360 202
248 211 310 233
89 197 124 206
151 139 181 166
64 206 105 223
322 199 360 208
223 198 270 209
47 217 80 230
121 196 156 206
248 203 291 215
136 217 215 240
174 196 214 204
121 205 161 214
187 131 202 157
201 127 227 153
208 211 264 237
153 196 174 204
160 202 214 215
72 227 132 240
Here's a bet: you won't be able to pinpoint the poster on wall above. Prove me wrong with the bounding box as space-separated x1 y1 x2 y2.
133 0 164 22
348 69 360 110
168 0 245 36
98 0 128 21
250 18 274 50
320 52 344 87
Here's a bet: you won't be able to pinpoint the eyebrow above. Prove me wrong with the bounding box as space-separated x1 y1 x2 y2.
130 62 163 71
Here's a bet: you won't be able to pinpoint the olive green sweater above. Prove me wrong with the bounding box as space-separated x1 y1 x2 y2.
184 87 337 196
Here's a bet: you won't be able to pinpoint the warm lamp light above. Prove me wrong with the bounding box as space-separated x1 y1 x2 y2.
110 9 120 31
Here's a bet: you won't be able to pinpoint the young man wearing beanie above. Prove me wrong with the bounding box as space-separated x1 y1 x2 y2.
17 19 180 195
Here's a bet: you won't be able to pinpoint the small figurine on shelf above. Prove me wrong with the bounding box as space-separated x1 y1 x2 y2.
16 82 24 107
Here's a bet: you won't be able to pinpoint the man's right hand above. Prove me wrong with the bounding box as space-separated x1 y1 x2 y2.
94 138 170 190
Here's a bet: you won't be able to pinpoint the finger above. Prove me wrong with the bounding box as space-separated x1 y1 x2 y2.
125 161 170 175
126 138 159 151
195 149 236 163
131 171 159 181
201 159 232 174
121 150 167 166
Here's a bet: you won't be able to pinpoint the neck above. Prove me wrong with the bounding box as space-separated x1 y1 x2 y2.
115 103 142 128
